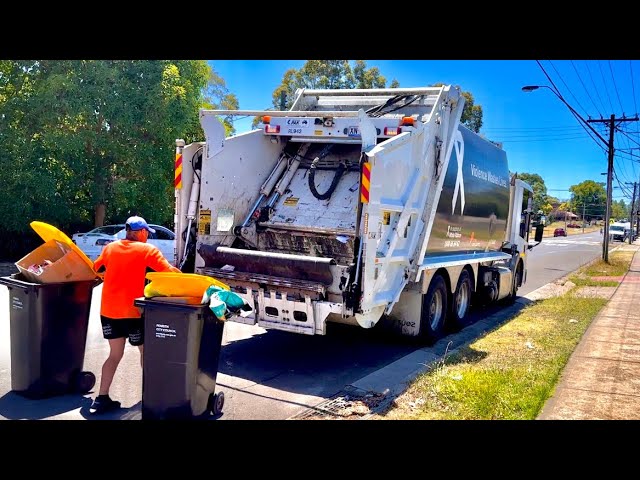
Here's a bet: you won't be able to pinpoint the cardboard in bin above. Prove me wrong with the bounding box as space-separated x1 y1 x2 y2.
15 221 98 284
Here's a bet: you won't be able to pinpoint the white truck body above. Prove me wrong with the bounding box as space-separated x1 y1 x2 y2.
174 85 540 341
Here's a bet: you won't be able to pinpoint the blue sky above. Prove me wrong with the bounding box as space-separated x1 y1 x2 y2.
209 60 640 203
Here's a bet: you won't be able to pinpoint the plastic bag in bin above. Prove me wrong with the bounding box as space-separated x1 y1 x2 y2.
202 285 253 321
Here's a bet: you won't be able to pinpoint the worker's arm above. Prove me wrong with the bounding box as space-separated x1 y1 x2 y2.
146 247 182 273
93 247 108 272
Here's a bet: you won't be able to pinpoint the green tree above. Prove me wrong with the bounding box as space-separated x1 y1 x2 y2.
252 60 400 128
517 173 548 214
569 180 607 220
432 83 483 132
611 199 628 220
0 60 231 258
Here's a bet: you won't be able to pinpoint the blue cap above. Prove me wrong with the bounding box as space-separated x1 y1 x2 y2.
125 216 155 233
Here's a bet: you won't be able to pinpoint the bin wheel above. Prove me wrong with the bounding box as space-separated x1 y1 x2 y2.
209 392 224 415
73 371 96 394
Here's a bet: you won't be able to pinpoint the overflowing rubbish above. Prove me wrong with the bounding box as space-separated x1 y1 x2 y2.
202 284 253 321
27 259 54 276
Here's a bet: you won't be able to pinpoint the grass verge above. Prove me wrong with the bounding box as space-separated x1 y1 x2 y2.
368 248 636 420
375 296 607 420
569 250 634 287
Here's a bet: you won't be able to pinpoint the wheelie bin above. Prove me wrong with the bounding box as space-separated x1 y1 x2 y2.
0 274 97 398
135 297 226 420
0 221 99 399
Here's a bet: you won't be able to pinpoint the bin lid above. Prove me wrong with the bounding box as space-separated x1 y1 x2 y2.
145 272 230 298
30 221 96 273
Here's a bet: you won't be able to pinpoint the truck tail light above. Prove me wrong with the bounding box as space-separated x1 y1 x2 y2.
265 125 280 134
384 127 402 136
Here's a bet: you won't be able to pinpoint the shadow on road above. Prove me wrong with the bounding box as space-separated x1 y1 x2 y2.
0 391 92 419
79 400 142 420
217 296 534 399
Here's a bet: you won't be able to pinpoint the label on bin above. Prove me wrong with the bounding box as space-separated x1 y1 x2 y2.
11 297 23 310
155 323 177 339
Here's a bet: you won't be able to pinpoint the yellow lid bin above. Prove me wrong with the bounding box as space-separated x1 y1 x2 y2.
30 221 96 272
145 272 229 299
14 221 98 283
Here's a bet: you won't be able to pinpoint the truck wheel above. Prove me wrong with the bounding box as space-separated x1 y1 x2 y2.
421 274 448 344
450 270 472 330
504 263 522 305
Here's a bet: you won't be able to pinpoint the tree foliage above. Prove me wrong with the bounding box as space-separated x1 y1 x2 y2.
253 60 399 128
0 60 234 259
611 199 628 221
569 180 607 220
432 83 483 132
517 172 548 214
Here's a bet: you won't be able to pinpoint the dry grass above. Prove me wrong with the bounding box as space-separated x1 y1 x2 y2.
374 296 607 420
581 251 634 277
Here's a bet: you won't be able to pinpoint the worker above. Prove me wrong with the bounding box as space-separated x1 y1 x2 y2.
90 216 180 414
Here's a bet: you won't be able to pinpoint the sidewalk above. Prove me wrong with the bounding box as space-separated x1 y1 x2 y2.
538 242 640 420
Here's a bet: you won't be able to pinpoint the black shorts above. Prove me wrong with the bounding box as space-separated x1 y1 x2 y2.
100 316 144 346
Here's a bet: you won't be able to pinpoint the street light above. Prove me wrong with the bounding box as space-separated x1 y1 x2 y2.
522 84 612 261
521 85 607 146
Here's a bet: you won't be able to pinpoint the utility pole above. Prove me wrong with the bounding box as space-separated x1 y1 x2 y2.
629 182 637 244
637 186 640 244
589 114 639 262
582 202 586 233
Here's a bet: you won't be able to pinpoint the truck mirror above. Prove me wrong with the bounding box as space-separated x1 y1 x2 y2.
534 223 544 242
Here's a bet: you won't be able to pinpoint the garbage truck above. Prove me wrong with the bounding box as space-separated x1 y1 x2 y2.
173 85 543 342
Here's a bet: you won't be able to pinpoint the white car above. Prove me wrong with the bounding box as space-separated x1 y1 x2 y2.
71 224 176 264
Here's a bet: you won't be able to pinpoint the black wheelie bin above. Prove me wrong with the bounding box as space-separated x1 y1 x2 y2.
0 220 100 398
0 274 97 398
135 296 226 420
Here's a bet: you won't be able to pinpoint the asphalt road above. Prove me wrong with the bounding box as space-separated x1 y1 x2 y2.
0 231 614 420
520 231 608 295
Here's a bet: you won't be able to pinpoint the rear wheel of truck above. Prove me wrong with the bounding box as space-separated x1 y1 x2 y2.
421 274 448 344
504 262 522 305
449 269 472 330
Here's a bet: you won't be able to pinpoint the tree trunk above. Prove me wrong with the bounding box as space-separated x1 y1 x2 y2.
94 203 106 227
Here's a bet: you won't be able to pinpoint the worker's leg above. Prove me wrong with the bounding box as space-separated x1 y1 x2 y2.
91 317 127 413
128 317 144 369
98 338 126 395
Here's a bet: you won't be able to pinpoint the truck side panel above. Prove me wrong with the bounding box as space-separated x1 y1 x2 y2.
425 125 511 257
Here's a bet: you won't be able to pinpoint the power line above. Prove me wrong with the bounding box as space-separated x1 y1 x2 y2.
631 61 639 115
501 136 590 143
586 61 608 115
483 125 584 131
548 60 590 118
608 60 625 115
497 131 595 139
536 60 608 153
598 61 616 113
572 60 602 116
616 127 640 148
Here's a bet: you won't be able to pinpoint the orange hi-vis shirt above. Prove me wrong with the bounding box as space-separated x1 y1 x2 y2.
94 240 178 319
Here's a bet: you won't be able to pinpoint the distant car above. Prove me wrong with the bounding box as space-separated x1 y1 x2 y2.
72 224 176 264
567 223 581 228
554 228 567 237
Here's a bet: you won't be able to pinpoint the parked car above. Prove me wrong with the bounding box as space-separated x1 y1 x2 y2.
72 224 176 264
554 228 567 237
